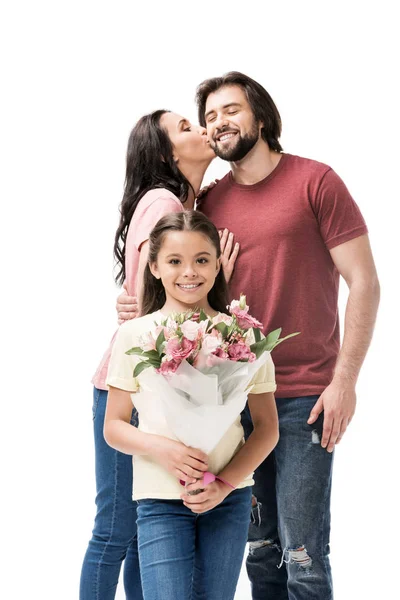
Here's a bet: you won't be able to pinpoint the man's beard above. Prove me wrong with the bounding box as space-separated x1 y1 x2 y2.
211 122 260 161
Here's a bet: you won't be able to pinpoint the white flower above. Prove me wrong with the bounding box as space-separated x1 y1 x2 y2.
212 313 233 326
201 334 222 355
139 332 156 351
180 320 202 341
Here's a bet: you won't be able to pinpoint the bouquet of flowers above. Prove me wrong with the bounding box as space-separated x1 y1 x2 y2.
126 295 299 454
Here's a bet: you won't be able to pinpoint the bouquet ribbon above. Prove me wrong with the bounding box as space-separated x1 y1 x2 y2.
179 471 235 490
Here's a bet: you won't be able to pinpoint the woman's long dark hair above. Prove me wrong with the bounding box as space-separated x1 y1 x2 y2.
114 110 194 285
141 211 229 316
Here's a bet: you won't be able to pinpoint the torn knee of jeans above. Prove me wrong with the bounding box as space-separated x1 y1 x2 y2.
250 496 262 525
279 545 313 570
249 538 281 555
311 429 320 444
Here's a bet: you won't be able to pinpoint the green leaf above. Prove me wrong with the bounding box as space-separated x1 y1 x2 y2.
141 349 160 361
250 338 269 358
125 347 145 356
270 331 301 350
250 330 301 356
133 361 153 378
213 322 229 337
264 328 282 349
253 327 262 342
155 330 165 354
199 309 208 322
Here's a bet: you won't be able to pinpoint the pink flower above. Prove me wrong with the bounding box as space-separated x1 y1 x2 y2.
166 337 197 361
157 358 180 375
228 342 256 362
231 307 263 330
212 313 233 326
207 347 229 366
229 295 249 313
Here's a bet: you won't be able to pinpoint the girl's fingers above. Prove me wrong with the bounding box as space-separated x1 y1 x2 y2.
187 450 209 467
183 464 207 478
176 469 197 484
182 490 209 504
185 478 204 492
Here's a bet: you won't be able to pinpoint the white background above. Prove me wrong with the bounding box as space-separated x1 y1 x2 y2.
1 1 399 598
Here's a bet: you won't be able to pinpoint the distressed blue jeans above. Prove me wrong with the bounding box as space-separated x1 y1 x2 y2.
136 487 252 600
79 388 143 600
242 395 334 600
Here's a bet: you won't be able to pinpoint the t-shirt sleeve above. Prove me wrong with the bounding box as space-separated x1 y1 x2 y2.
246 352 277 395
106 322 140 392
131 196 183 252
312 168 368 250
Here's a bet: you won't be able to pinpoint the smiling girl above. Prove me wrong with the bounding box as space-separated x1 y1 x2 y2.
104 210 279 600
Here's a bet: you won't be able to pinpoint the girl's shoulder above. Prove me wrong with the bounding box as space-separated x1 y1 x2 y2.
119 311 162 339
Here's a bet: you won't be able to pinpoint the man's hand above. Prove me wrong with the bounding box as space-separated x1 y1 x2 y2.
149 437 209 484
219 228 240 284
181 480 231 513
116 282 139 324
307 380 356 452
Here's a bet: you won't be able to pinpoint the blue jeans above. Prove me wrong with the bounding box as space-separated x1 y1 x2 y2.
136 487 252 600
79 388 143 600
242 395 334 600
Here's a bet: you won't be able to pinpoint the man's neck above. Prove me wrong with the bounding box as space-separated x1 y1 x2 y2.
230 141 282 186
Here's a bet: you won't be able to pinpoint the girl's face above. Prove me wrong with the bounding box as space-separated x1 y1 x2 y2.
160 112 215 166
150 230 221 314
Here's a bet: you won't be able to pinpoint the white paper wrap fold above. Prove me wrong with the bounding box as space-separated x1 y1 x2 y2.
134 351 270 454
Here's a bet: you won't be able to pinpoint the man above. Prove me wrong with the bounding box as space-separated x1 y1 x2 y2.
118 72 380 600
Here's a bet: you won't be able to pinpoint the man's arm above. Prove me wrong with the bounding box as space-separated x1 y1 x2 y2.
308 234 380 451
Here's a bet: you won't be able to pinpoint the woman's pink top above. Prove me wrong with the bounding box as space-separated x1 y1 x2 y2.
92 188 183 390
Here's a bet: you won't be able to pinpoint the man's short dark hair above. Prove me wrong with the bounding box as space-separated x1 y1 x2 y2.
195 71 283 152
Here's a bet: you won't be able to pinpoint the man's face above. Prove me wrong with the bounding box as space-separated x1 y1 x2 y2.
204 85 262 161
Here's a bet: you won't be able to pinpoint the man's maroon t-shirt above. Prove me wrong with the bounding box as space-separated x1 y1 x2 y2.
199 153 368 398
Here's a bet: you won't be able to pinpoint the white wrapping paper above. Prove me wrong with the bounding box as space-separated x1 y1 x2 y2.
133 351 270 454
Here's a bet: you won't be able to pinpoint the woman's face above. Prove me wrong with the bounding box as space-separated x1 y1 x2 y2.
160 112 215 167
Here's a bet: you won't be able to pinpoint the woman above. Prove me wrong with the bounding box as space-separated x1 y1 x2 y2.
80 110 238 600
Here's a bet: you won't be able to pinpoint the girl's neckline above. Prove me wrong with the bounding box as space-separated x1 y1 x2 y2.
155 308 220 320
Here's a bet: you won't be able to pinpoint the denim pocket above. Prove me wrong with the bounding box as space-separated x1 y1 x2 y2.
92 387 101 420
130 407 139 427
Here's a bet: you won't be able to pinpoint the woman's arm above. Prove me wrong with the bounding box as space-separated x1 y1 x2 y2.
104 386 209 483
182 391 279 513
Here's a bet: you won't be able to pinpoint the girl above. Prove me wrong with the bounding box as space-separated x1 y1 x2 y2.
80 110 238 599
104 210 279 600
